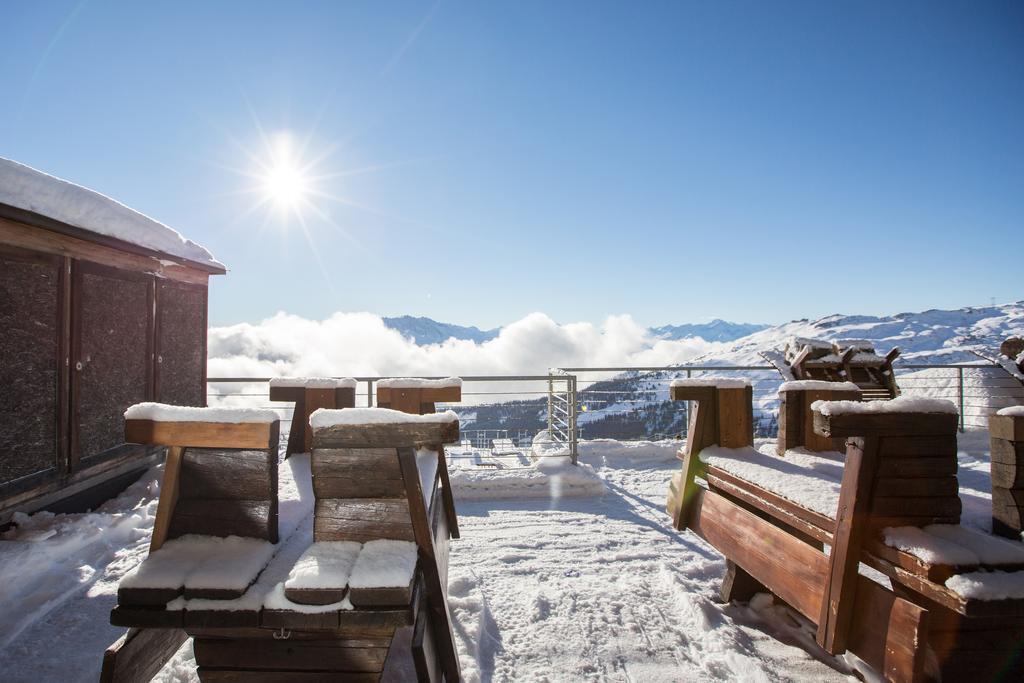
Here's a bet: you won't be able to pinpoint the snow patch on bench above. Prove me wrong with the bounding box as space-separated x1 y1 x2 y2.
124 402 279 424
882 527 978 566
348 540 419 589
377 377 462 389
778 380 860 393
923 524 1024 565
811 396 958 416
700 446 843 518
670 377 750 389
269 377 358 389
310 407 459 429
120 535 275 591
284 541 361 590
945 570 1024 601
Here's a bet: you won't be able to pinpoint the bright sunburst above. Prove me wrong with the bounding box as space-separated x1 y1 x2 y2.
258 132 312 213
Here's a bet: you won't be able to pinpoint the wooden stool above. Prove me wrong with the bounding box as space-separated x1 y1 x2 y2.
990 408 1024 538
376 377 462 414
269 377 356 456
375 378 463 541
777 380 861 454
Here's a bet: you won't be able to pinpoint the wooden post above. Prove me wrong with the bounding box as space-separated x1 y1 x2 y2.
990 413 1024 538
817 435 880 654
150 446 183 552
397 447 462 683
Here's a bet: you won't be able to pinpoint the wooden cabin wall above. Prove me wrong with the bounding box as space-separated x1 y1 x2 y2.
0 217 212 520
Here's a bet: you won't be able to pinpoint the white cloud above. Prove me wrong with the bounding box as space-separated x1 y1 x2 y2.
207 311 720 381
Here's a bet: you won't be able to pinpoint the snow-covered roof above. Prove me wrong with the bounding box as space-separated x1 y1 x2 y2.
0 157 224 271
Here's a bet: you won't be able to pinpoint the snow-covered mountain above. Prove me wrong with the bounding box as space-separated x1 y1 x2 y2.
382 315 500 345
651 319 768 343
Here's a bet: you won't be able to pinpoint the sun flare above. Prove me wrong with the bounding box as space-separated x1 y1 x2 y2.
260 133 311 210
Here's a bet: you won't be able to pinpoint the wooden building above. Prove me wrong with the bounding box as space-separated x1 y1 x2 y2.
0 158 225 524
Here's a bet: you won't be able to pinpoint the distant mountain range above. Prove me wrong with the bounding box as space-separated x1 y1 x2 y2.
383 315 767 345
382 316 500 345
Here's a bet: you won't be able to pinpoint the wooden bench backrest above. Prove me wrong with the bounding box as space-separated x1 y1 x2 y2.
310 419 458 543
376 385 461 415
990 413 1024 537
777 386 861 454
125 418 280 550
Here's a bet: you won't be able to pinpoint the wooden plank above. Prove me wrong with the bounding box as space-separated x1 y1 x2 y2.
184 608 261 629
989 414 1024 441
197 670 379 682
377 385 461 406
871 496 962 519
875 435 957 457
846 578 929 683
109 605 185 628
169 498 277 541
688 488 829 620
117 585 182 607
312 420 459 450
193 638 387 672
151 445 184 552
313 448 402 478
397 447 461 683
313 498 413 543
0 215 213 283
178 448 275 500
993 504 1024 538
993 487 1024 507
349 579 415 608
990 437 1024 465
716 386 753 448
705 466 836 536
380 625 419 683
436 446 460 540
100 628 189 683
875 455 958 478
126 419 277 449
283 587 348 606
720 560 766 603
864 539 976 583
817 436 880 654
813 411 958 439
872 476 958 498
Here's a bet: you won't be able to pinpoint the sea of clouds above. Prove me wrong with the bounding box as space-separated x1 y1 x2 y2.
208 311 721 380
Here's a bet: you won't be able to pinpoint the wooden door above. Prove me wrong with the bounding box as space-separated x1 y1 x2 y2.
155 279 208 407
71 261 154 469
0 246 67 498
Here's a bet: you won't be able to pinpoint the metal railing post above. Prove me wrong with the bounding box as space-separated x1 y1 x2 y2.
366 379 374 407
957 367 965 432
569 374 578 464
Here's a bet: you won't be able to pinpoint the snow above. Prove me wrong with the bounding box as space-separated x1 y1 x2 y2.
448 459 606 501
0 157 222 269
348 540 419 589
309 407 459 429
778 380 860 393
700 446 844 518
997 405 1024 417
6 433 1019 682
945 571 1024 601
263 582 353 613
417 449 439 505
124 402 278 424
284 541 361 590
881 527 978 566
268 377 358 389
377 377 463 389
922 524 1024 565
811 396 958 416
670 377 751 389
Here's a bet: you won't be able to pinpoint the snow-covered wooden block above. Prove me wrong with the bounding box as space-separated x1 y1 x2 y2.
777 381 861 454
376 376 462 414
990 409 1024 538
269 377 357 455
310 408 460 449
669 378 752 450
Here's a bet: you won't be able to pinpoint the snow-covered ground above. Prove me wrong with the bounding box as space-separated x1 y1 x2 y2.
0 432 1006 682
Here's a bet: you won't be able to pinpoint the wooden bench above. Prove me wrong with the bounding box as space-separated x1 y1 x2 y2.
269 377 357 456
667 387 1024 682
991 408 1024 538
109 406 462 682
766 338 901 400
776 380 861 454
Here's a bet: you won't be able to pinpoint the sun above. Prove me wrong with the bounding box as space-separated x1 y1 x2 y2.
260 133 310 210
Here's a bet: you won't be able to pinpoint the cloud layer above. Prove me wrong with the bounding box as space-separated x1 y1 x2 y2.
208 311 720 380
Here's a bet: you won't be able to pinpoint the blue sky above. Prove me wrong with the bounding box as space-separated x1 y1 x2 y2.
2 1 1022 329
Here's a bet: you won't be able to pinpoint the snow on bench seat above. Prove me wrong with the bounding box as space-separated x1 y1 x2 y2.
376 377 463 389
699 446 843 518
310 407 459 429
124 402 279 423
283 541 362 605
997 405 1024 417
119 534 275 602
669 377 750 389
945 570 1024 601
347 539 419 606
884 524 1024 568
779 380 861 393
268 377 358 389
811 396 958 416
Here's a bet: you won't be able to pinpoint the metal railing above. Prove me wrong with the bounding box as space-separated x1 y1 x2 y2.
206 362 1024 467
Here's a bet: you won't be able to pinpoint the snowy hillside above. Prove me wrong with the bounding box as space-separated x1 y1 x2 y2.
651 319 768 343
